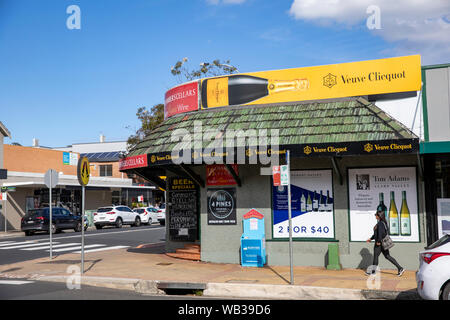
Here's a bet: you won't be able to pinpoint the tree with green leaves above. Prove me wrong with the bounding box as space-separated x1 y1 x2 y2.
127 58 238 150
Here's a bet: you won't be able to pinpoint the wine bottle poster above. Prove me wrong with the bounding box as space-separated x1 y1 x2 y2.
272 169 335 239
199 55 421 110
348 167 419 242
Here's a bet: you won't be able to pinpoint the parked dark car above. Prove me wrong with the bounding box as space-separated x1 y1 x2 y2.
21 207 85 236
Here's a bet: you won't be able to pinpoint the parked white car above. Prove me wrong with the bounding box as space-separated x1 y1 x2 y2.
416 232 450 300
156 203 166 226
133 207 159 225
93 205 141 229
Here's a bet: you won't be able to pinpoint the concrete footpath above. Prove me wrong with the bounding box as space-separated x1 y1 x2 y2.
0 242 420 300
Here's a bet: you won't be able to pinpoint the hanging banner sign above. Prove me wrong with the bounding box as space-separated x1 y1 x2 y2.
119 154 148 171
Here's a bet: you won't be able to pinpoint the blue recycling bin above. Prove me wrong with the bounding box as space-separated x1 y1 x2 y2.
240 209 266 267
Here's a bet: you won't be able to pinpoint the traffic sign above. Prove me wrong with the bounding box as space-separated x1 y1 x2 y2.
44 169 59 189
280 165 289 186
77 157 90 186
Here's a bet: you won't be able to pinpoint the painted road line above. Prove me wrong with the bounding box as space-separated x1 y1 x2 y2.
48 244 106 253
0 280 35 285
0 242 59 249
21 243 80 251
73 246 130 254
0 241 34 247
48 227 165 241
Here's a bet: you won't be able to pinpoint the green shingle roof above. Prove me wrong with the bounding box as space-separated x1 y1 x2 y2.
128 98 417 157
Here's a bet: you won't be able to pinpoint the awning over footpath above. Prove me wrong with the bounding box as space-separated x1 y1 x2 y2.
124 97 419 168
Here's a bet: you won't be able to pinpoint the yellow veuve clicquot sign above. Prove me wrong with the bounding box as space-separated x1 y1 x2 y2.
77 156 90 186
200 55 421 109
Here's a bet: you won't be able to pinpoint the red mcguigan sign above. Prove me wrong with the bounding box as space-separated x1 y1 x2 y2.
119 155 148 171
164 81 199 119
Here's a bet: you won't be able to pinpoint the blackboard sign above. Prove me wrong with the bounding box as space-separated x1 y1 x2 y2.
168 177 198 241
207 188 237 225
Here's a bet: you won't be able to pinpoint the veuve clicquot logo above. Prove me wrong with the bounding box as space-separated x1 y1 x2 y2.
201 75 309 108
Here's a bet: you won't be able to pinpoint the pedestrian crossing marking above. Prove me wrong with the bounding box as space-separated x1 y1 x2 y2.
0 241 34 247
48 244 105 253
21 243 80 251
0 280 35 285
0 242 58 250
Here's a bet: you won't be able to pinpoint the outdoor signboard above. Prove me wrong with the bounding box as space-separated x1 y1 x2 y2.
348 167 419 242
207 188 237 225
164 81 199 119
206 164 238 186
168 177 198 241
272 169 334 239
164 55 421 118
119 154 148 171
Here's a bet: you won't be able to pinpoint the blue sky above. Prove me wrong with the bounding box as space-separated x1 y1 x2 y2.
0 0 448 148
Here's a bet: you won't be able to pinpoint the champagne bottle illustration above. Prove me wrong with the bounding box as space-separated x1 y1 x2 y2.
377 193 388 224
326 190 333 211
400 191 411 236
388 191 399 236
318 190 325 212
300 192 306 212
312 190 319 212
306 192 312 212
201 75 309 108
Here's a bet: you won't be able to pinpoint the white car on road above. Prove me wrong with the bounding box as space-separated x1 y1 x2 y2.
416 232 450 300
156 204 166 226
93 205 141 229
133 207 159 225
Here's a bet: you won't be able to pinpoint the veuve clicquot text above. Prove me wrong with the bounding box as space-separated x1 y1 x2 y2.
201 75 309 108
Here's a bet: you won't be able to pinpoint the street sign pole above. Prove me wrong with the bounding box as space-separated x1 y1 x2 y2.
4 193 7 233
286 150 294 285
49 175 53 259
77 156 90 275
81 185 85 274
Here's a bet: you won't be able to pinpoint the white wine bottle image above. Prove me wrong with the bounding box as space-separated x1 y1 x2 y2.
201 75 309 109
300 192 306 212
400 191 411 236
318 190 325 212
306 192 312 212
326 190 333 211
377 193 388 224
388 191 399 236
312 190 319 212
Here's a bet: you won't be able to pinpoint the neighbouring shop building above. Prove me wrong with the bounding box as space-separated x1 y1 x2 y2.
420 63 450 243
1 142 157 230
120 55 434 270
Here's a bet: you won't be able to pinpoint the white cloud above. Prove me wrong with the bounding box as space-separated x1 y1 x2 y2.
288 0 450 64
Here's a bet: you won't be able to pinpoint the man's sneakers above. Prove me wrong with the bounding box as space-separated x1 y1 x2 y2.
397 268 405 277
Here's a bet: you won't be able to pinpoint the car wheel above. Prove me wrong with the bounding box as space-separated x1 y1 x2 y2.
74 222 82 232
116 218 123 228
134 217 141 227
95 224 103 230
25 230 34 236
148 218 152 225
442 282 450 300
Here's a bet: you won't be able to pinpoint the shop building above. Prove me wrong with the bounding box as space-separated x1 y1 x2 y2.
420 63 450 243
120 55 429 270
1 143 156 230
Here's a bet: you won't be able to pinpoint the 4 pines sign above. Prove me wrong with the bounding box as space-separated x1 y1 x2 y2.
207 188 236 225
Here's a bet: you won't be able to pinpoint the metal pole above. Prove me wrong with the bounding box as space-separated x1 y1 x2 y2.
81 185 85 274
4 195 7 233
287 150 294 285
49 178 53 260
